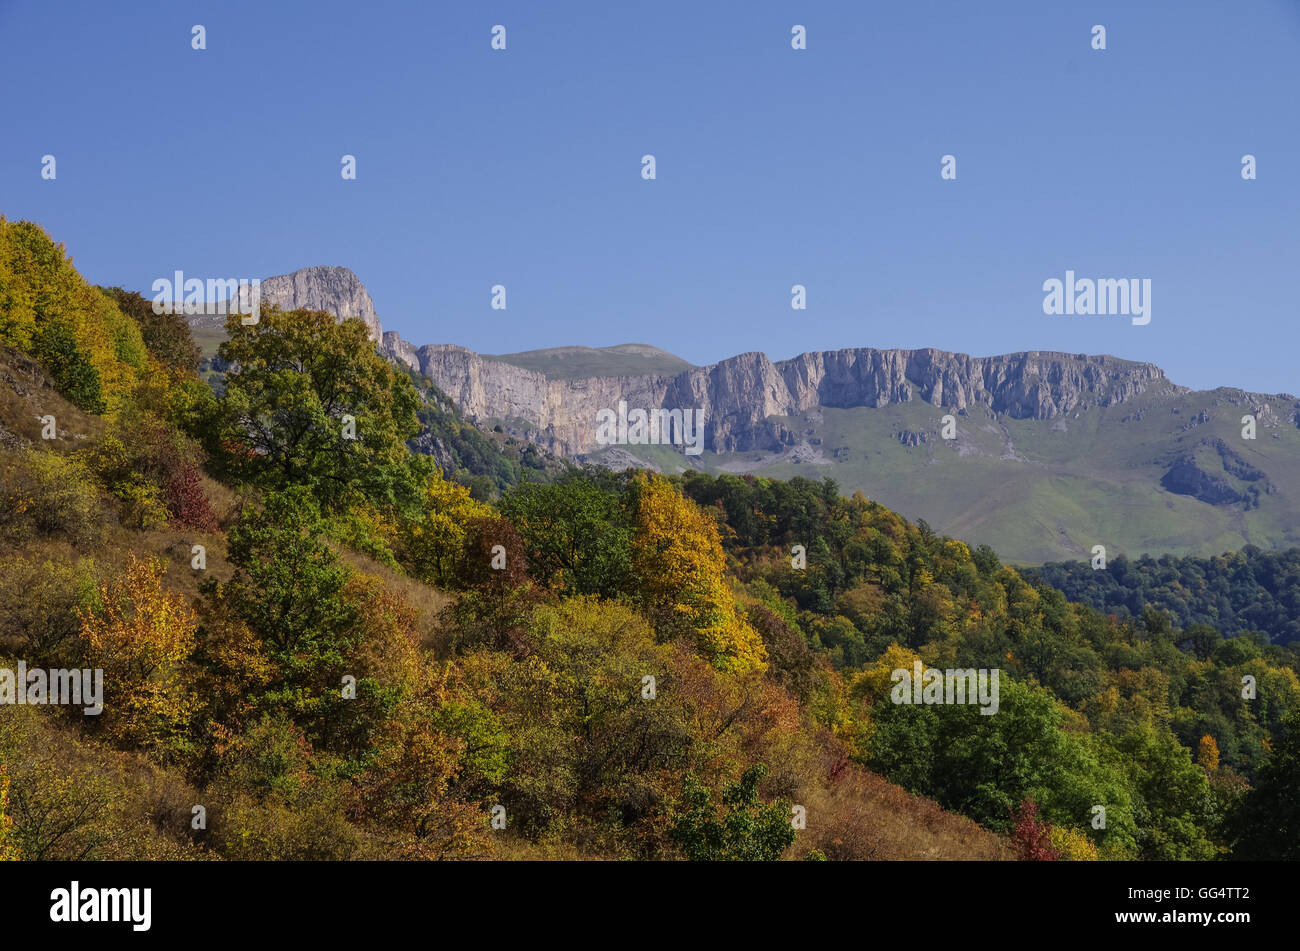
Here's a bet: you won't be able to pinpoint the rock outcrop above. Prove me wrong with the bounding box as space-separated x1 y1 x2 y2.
402 345 1184 457
247 266 382 342
383 331 419 372
215 266 1185 461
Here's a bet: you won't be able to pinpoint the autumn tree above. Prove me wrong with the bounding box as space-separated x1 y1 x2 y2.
0 218 147 413
1197 734 1221 773
78 554 198 759
352 672 489 860
398 467 493 587
629 473 767 674
1010 796 1058 861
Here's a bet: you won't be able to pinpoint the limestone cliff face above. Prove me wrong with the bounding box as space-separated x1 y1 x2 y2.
383 331 419 372
227 266 1180 458
251 266 382 342
406 344 1182 456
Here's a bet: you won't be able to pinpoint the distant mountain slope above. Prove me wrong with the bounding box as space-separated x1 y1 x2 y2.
709 386 1300 564
403 342 1300 564
1027 547 1300 646
482 344 696 380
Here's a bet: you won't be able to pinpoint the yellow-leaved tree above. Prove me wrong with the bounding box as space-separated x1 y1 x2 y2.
0 217 147 414
78 554 198 758
400 468 493 587
0 764 19 860
1197 734 1221 773
1049 825 1100 861
629 473 766 674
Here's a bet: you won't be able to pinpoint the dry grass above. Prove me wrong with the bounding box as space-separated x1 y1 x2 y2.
0 346 104 449
337 547 455 649
789 738 1012 861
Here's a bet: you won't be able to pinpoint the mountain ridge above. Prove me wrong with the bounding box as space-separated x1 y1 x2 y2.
194 265 1300 563
403 341 1187 456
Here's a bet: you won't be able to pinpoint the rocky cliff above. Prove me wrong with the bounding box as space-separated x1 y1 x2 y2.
226 266 1184 459
246 266 383 342
401 344 1184 457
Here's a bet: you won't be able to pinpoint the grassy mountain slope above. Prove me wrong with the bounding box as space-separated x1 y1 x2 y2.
595 384 1300 564
483 343 695 380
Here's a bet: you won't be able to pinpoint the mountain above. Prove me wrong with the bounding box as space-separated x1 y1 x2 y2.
185 266 1300 563
246 266 382 341
396 341 1300 565
400 345 1177 455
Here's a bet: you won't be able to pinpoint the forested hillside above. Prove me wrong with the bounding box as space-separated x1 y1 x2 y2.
1 219 1297 862
671 471 1300 859
1029 549 1300 647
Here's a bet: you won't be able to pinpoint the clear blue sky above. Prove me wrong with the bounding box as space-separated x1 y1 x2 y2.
2 0 1298 393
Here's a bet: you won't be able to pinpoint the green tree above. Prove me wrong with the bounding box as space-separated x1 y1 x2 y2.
214 308 426 511
499 474 633 597
100 286 201 373
31 318 104 412
204 487 369 753
1230 706 1300 859
670 764 795 861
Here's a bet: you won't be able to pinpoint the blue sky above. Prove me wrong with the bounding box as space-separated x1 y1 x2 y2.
2 0 1298 393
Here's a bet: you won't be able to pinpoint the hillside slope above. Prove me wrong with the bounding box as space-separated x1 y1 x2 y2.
483 344 696 380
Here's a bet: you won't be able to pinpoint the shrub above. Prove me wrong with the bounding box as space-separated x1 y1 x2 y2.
117 481 169 530
78 554 198 759
0 555 98 665
0 449 101 546
0 705 199 860
670 764 796 861
165 462 219 532
1050 825 1100 861
89 412 217 532
31 319 104 412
